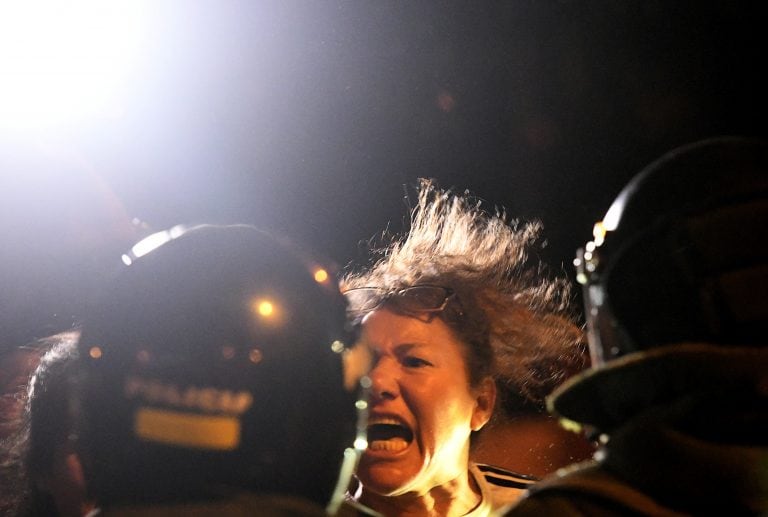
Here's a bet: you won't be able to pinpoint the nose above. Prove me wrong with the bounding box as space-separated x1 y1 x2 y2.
368 357 399 402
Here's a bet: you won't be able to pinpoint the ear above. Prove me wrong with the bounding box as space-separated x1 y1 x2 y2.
470 376 496 431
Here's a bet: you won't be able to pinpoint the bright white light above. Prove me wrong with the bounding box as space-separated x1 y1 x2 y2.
130 230 172 260
168 225 186 239
602 194 627 232
0 0 145 130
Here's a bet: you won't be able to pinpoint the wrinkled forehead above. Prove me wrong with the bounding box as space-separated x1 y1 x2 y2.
353 306 466 356
359 306 465 345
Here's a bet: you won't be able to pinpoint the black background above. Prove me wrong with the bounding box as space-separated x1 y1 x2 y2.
2 0 766 346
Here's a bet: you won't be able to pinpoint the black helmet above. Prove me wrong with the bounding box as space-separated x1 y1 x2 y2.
575 137 768 365
75 224 363 507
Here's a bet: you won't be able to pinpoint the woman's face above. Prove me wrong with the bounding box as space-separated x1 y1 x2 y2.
353 308 494 496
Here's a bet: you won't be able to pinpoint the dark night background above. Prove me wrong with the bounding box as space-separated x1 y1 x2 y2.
1 0 766 347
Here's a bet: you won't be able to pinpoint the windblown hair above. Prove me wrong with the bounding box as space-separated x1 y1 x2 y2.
342 180 587 413
0 332 79 517
24 333 80 517
0 347 41 516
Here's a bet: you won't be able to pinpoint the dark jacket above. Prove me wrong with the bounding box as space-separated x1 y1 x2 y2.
504 344 768 516
91 492 327 517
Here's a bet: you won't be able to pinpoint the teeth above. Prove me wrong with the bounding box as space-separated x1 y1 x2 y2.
366 415 413 452
368 438 408 452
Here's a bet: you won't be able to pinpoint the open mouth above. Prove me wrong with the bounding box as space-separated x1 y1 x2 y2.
366 417 414 452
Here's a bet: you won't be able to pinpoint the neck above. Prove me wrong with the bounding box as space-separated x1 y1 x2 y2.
359 469 481 517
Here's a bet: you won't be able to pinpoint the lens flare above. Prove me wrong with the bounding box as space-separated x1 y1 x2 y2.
257 300 274 317
313 268 329 283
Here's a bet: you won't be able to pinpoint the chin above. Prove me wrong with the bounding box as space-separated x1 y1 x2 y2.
357 459 418 497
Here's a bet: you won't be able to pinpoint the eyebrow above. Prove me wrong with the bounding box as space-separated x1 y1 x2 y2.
392 343 430 355
360 338 431 356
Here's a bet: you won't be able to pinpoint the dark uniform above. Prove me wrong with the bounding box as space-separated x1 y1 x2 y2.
505 137 768 516
74 225 365 516
507 345 768 516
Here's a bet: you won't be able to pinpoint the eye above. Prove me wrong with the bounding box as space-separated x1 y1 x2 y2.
402 355 432 368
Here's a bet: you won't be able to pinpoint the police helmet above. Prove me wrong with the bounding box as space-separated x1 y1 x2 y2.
575 137 768 365
75 224 362 507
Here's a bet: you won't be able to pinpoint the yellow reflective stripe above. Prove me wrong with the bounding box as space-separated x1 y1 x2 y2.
134 407 241 450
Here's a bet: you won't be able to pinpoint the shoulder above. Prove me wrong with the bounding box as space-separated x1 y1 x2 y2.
471 463 537 510
474 463 538 491
504 462 685 517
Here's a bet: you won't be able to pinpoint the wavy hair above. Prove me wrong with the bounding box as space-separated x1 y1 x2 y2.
342 179 587 413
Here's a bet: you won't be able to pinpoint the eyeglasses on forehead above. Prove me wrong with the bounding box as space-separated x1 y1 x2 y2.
342 285 456 316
